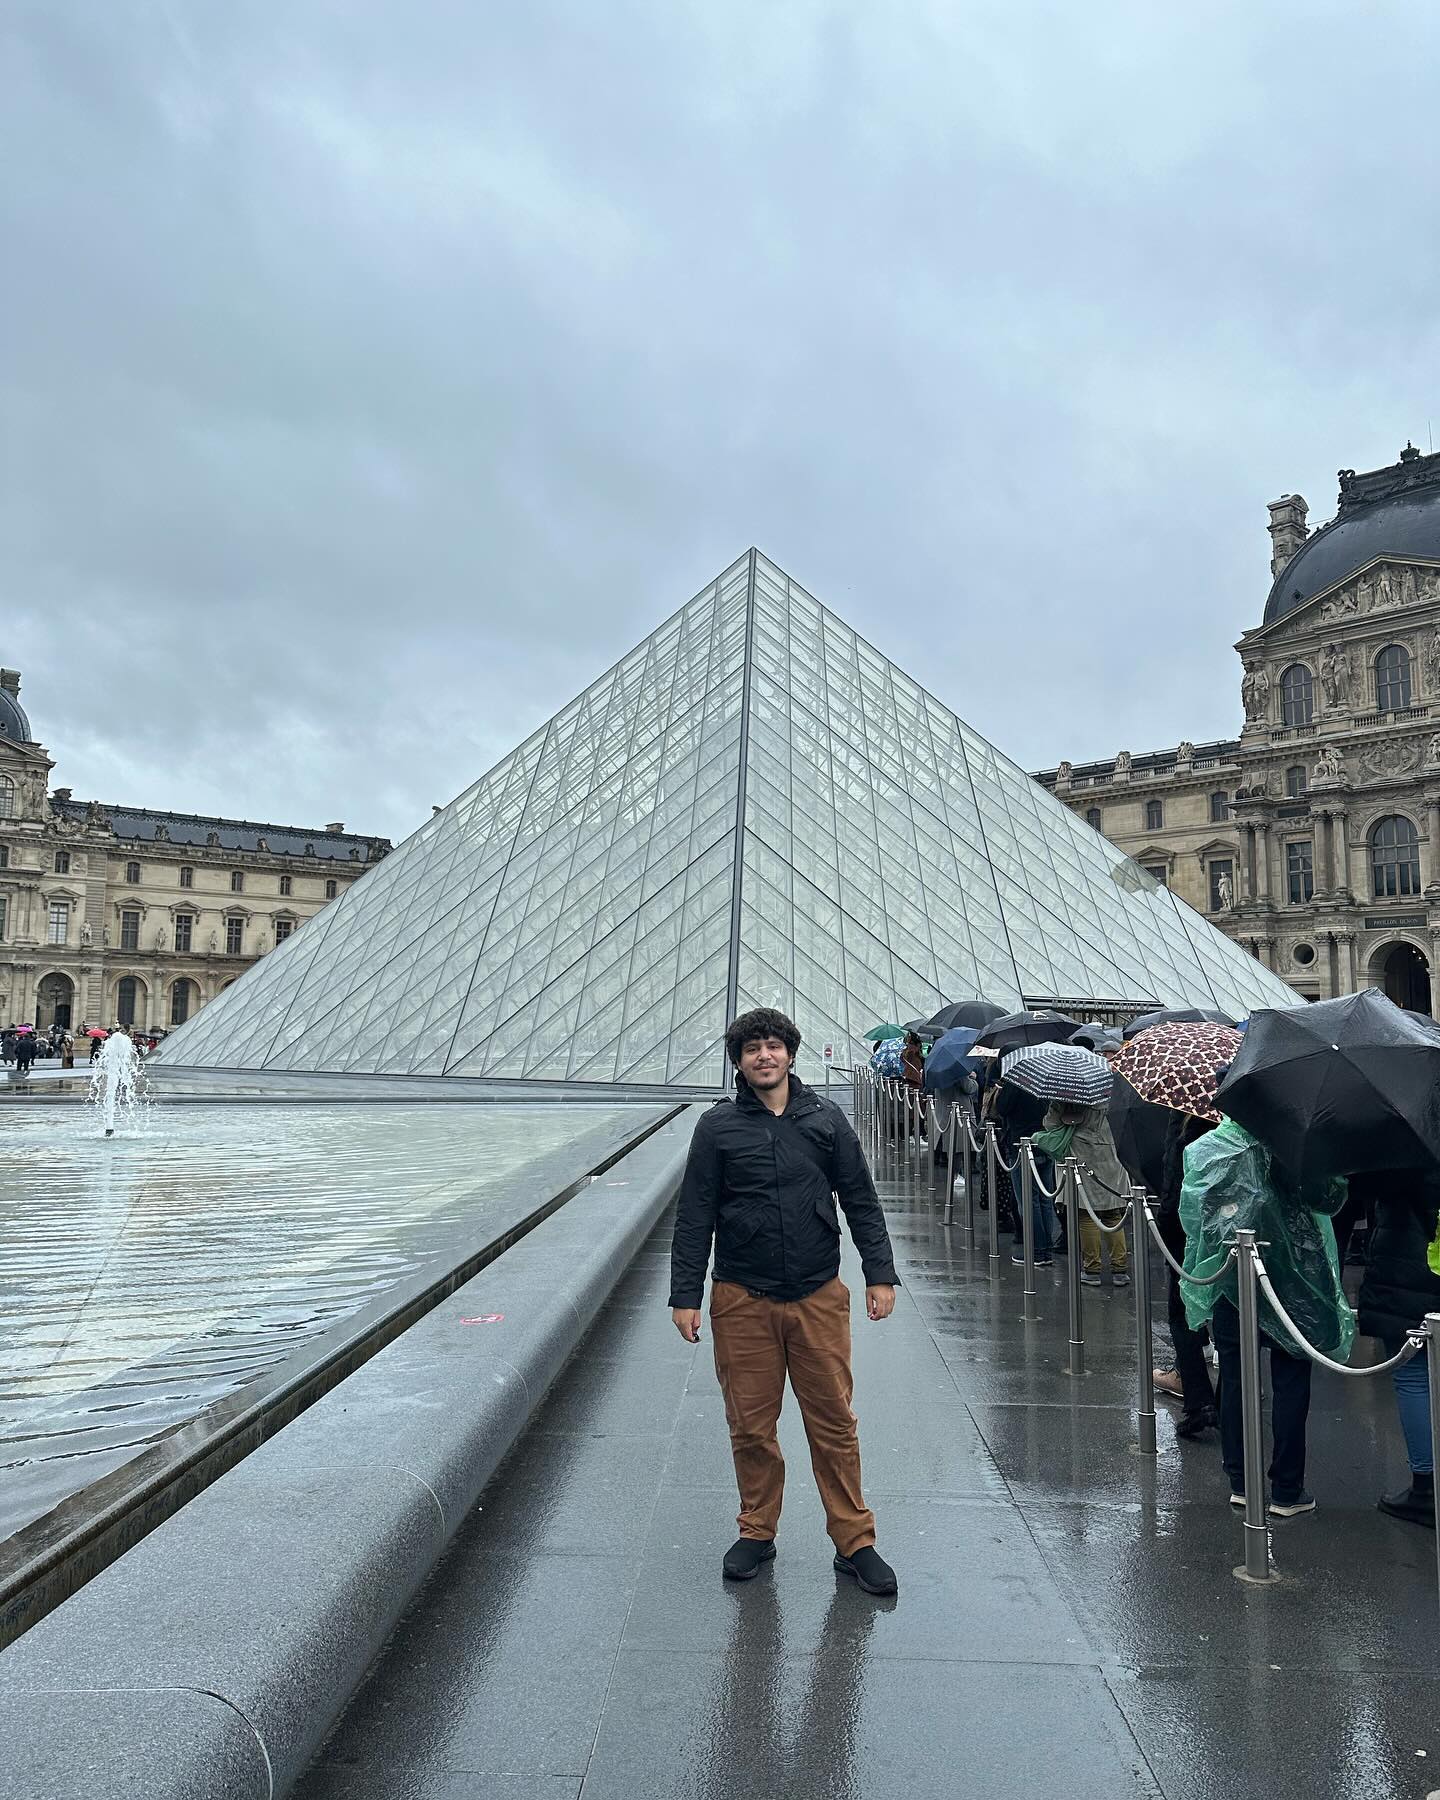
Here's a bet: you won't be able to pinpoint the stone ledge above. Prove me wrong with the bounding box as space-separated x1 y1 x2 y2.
0 1111 697 1800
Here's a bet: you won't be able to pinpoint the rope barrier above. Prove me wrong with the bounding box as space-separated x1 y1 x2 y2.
1073 1169 1132 1234
1253 1255 1428 1379
1136 1203 1237 1286
1023 1145 1061 1198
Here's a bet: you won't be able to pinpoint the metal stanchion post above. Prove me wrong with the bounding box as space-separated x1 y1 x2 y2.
1133 1189 1157 1456
985 1124 1001 1279
943 1106 958 1226
911 1093 923 1187
927 1101 938 1201
1063 1159 1086 1376
1018 1137 1037 1322
965 1121 977 1245
1427 1314 1440 1614
1234 1230 1276 1584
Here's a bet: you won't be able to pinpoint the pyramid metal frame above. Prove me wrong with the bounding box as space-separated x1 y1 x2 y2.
158 550 1299 1090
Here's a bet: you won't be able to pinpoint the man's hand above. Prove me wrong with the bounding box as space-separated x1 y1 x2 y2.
865 1285 896 1322
672 1308 702 1343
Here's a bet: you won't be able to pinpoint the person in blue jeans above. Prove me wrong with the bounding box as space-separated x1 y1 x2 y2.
1355 1168 1440 1528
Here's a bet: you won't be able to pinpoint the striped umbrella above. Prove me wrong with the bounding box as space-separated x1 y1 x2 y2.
1000 1043 1113 1107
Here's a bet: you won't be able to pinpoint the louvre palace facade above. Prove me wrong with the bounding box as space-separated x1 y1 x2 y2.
0 669 389 1033
1038 444 1440 1015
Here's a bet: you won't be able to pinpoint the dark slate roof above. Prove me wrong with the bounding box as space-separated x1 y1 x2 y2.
1264 447 1440 625
1034 740 1241 783
0 689 32 744
49 798 390 862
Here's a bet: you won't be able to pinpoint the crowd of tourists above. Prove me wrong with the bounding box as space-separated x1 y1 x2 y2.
873 991 1439 1530
1 1022 161 1075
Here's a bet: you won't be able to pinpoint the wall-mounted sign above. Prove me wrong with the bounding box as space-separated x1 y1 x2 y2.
1363 914 1427 930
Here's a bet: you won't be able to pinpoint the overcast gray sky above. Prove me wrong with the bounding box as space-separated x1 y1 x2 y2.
5 1 1437 845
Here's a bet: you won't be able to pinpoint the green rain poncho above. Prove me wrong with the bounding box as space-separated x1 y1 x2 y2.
1179 1118 1355 1361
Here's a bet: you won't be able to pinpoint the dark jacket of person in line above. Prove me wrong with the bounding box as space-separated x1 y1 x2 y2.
1355 1169 1440 1345
669 1075 899 1309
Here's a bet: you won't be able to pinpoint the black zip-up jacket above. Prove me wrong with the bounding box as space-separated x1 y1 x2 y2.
668 1075 899 1309
1355 1170 1440 1345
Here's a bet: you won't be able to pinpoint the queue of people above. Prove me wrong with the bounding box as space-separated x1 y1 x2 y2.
875 991 1439 1531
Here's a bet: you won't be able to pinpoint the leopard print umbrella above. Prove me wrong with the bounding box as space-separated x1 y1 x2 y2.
1111 1021 1244 1123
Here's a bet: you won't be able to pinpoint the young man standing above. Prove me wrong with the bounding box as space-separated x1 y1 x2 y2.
669 1007 900 1595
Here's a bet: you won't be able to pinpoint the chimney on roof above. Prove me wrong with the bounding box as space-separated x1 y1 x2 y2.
325 821 345 834
0 670 19 696
1266 493 1309 578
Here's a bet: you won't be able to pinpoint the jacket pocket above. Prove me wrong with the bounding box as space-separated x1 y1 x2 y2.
815 1191 840 1231
722 1206 766 1245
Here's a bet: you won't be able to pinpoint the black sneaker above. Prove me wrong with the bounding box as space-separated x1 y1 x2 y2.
1174 1405 1217 1440
834 1544 898 1595
1268 1491 1316 1517
1378 1481 1436 1528
722 1538 776 1580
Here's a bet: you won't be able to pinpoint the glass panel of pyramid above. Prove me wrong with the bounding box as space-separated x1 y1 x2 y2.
157 549 1299 1087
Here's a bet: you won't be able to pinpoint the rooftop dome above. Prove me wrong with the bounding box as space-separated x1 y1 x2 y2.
1264 445 1440 625
0 670 32 744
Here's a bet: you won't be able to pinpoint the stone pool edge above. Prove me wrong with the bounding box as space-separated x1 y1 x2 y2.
0 1107 699 1800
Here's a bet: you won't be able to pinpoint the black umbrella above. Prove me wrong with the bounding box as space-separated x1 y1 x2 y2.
1214 989 1440 1182
924 999 1009 1034
1122 1006 1237 1041
1070 1022 1123 1054
973 1010 1078 1054
1108 1073 1173 1195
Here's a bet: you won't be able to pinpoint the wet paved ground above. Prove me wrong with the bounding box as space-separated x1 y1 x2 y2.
0 1102 659 1536
297 1151 1440 1800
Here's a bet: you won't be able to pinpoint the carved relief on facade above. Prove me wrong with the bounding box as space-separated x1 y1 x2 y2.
1318 562 1440 625
1355 738 1424 783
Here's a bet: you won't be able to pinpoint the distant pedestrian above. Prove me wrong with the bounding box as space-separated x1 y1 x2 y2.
669 1007 900 1596
89 1032 104 1065
13 1031 37 1077
1037 1101 1131 1287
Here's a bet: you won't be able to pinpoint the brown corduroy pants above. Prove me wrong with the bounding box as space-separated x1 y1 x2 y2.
709 1277 876 1557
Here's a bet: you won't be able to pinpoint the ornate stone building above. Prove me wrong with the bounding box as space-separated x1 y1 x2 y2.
0 668 390 1033
1038 444 1440 1015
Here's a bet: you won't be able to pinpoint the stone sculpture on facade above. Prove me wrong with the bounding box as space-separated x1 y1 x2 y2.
1313 743 1343 783
1113 750 1131 775
1177 741 1194 762
1241 663 1271 721
1216 870 1234 910
1320 643 1353 710
1056 760 1072 782
1423 627 1440 696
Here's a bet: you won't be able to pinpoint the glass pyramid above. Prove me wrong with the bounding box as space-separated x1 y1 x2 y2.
158 550 1298 1088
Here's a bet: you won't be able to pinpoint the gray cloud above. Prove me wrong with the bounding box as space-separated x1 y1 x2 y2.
5 0 1438 843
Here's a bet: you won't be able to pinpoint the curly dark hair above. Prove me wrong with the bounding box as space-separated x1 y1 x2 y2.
724 1007 801 1067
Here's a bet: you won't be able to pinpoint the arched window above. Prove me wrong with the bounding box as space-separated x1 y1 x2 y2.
116 976 141 1026
1285 765 1307 798
1085 807 1102 830
1210 791 1229 822
1371 815 1421 898
170 979 194 1025
0 777 14 818
1280 664 1314 726
1375 644 1412 712
1145 799 1164 831
125 860 141 884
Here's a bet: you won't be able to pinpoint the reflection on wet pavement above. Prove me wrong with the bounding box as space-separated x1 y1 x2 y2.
0 1102 655 1537
297 1155 1440 1800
